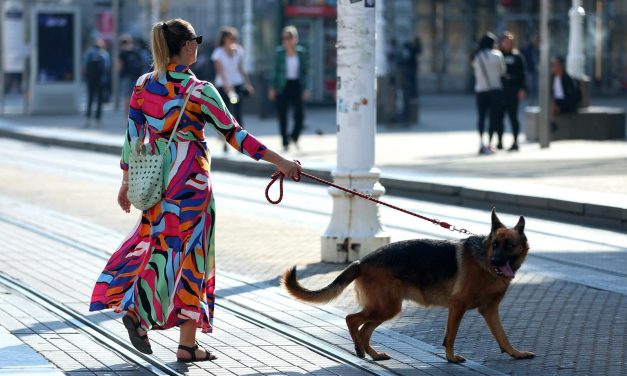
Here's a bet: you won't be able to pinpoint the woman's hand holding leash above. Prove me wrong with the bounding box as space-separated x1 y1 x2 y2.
276 158 302 180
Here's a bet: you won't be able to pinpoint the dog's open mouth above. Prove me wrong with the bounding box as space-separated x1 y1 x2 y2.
493 261 515 278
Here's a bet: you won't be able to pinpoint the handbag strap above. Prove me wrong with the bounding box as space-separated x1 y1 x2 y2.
164 81 196 152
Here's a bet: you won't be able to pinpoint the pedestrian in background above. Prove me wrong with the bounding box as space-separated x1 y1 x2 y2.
83 38 110 126
471 32 505 155
400 36 422 123
118 35 144 116
90 18 301 362
269 25 309 152
136 38 153 73
521 34 539 98
550 56 581 116
497 31 526 151
211 26 255 152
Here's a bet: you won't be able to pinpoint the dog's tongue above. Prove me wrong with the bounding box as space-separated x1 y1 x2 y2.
498 261 515 278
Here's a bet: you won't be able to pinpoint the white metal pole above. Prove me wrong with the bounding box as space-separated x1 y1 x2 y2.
242 0 254 73
567 0 586 79
538 0 551 148
321 0 390 263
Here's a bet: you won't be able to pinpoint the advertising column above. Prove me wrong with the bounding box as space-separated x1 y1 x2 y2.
30 6 80 114
321 0 390 262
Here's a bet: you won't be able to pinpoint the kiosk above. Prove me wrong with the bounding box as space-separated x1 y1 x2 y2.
30 6 80 114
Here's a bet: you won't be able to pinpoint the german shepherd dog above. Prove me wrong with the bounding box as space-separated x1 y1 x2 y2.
282 209 534 363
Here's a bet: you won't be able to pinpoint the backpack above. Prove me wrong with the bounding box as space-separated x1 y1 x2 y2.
122 49 144 77
86 50 105 81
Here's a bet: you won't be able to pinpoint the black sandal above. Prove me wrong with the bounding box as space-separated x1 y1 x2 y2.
122 314 153 354
176 342 217 362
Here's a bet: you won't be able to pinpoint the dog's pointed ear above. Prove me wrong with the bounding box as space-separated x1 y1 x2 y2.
515 216 525 233
491 208 504 231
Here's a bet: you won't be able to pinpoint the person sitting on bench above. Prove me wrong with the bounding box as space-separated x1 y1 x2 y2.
550 56 581 116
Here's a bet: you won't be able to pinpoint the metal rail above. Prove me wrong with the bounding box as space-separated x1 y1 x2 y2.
0 271 183 376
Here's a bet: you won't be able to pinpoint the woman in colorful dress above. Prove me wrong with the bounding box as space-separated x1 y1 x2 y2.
89 18 301 362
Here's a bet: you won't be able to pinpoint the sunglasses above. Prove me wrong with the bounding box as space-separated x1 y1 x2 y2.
189 35 203 45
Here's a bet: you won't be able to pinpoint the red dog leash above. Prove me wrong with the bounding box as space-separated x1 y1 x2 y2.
265 165 476 236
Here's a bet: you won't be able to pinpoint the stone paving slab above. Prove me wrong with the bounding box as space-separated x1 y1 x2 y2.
0 325 65 375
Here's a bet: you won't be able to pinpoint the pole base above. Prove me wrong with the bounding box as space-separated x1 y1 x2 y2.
320 169 390 263
321 234 391 263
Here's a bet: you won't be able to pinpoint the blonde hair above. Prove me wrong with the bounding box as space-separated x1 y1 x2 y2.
282 25 298 40
151 18 195 77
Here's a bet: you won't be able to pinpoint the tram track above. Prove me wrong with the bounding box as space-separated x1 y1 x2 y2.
0 210 401 376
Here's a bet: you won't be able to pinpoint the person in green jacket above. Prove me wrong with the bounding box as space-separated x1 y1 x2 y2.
268 25 309 151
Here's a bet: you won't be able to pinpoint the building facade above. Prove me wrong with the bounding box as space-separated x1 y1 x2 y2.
395 0 627 94
3 0 626 101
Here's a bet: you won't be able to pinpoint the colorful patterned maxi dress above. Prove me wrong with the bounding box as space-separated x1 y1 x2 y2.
90 64 266 333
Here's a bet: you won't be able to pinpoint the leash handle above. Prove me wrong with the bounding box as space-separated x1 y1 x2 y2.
265 161 301 205
265 164 476 236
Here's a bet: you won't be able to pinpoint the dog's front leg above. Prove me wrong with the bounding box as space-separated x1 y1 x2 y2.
478 302 535 360
443 299 468 363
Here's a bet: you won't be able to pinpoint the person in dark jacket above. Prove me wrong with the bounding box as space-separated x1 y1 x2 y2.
550 56 580 115
268 25 309 152
497 31 526 151
83 38 110 125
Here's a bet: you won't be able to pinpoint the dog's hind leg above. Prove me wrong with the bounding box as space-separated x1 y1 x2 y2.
359 321 390 361
346 312 367 358
358 284 403 361
478 302 535 360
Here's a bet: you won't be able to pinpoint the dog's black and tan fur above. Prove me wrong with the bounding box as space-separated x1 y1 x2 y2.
282 209 534 363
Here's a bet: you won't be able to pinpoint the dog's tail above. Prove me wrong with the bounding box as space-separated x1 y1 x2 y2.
281 261 361 304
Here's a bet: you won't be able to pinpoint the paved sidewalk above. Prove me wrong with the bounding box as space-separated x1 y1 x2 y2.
1 94 626 231
0 143 625 375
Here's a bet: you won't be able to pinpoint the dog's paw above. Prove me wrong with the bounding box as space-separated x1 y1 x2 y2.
354 347 365 358
446 354 466 363
371 352 391 361
511 350 535 359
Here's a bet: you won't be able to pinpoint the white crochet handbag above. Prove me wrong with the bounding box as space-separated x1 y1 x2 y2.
127 83 195 211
